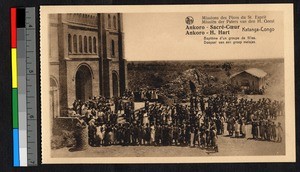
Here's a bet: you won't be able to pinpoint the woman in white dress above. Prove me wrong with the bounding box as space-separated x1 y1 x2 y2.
108 128 114 145
150 125 156 145
111 125 116 145
97 126 105 146
143 111 149 126
167 112 172 125
190 126 195 147
234 120 240 138
240 118 246 138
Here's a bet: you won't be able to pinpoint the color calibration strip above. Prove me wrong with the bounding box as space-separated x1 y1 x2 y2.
11 7 20 167
11 7 37 167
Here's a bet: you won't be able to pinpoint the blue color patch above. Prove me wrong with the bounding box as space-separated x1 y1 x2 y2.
13 129 20 166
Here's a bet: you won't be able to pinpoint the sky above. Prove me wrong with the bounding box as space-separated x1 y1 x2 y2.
122 12 283 61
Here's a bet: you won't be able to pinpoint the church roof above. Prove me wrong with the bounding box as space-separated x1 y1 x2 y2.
230 68 267 78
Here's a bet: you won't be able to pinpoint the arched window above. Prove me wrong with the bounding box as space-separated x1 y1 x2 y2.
79 35 82 53
88 36 92 53
84 36 87 53
93 37 97 53
73 35 77 53
111 40 115 57
113 16 117 29
68 34 72 53
108 14 111 28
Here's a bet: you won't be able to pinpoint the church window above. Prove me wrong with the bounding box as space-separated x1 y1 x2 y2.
93 37 97 53
79 35 82 53
88 36 92 53
84 36 87 53
73 35 77 53
68 34 72 53
108 14 111 28
113 16 117 29
111 40 115 57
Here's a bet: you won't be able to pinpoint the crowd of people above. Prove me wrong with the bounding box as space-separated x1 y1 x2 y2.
68 93 284 152
133 89 160 102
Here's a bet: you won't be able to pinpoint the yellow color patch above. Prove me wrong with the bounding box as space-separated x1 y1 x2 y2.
11 48 18 88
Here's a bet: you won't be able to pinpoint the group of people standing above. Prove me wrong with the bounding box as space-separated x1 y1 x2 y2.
68 93 284 152
133 89 160 102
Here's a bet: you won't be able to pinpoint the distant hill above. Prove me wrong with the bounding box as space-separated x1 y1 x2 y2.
127 58 284 101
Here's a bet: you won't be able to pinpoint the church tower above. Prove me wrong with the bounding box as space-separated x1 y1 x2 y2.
98 13 127 98
49 13 127 117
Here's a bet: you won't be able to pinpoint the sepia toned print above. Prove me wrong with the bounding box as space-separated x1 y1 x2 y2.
41 4 295 163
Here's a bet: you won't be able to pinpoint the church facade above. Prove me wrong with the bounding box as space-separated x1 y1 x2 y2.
49 13 127 117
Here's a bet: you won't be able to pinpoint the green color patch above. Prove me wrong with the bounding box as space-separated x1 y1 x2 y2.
12 88 18 128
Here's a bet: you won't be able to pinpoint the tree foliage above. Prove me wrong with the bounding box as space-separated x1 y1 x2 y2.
221 62 233 77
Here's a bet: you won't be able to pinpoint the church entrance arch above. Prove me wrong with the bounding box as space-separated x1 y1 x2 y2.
75 64 93 101
112 71 119 97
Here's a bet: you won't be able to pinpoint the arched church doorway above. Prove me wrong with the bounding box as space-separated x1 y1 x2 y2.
50 77 59 118
112 72 119 97
75 65 93 101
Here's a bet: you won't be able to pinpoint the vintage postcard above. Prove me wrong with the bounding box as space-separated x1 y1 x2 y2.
40 4 295 163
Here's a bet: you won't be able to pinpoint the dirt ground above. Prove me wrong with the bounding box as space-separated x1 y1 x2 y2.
52 116 285 158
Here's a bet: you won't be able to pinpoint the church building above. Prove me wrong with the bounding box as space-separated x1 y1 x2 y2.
49 13 127 117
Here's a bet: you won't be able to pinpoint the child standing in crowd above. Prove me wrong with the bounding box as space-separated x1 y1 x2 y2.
252 119 259 139
271 122 277 141
276 122 283 143
150 124 156 145
190 126 195 147
234 120 240 138
211 127 218 152
240 118 246 138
